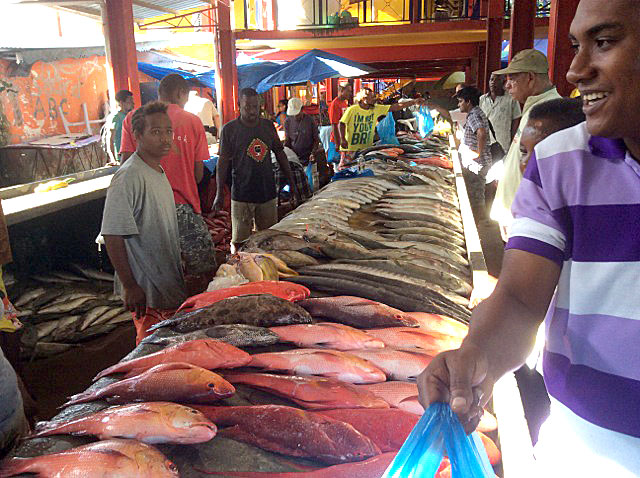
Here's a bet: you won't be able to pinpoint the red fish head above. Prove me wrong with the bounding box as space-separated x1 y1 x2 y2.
165 406 218 443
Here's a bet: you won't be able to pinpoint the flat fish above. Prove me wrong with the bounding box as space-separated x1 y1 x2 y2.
141 324 280 348
149 295 312 334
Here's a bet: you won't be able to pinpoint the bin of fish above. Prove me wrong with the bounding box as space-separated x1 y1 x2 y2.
8 265 130 360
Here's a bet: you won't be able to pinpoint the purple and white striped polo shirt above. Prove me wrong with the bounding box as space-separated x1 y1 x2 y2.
506 122 640 475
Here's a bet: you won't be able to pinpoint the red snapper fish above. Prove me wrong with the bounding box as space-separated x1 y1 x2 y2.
314 409 419 453
355 381 424 414
269 322 385 351
249 349 387 384
297 296 420 329
224 373 389 410
67 362 235 405
0 439 179 478
195 452 397 478
347 349 434 381
95 338 251 379
177 281 310 313
403 312 468 339
32 402 216 444
193 405 381 464
364 327 462 354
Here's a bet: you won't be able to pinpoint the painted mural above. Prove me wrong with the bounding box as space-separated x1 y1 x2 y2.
0 55 109 145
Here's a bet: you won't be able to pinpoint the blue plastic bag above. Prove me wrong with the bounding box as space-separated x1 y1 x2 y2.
377 112 400 145
415 105 435 138
382 402 494 478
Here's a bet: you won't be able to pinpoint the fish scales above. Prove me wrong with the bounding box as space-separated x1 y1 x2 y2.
141 324 280 348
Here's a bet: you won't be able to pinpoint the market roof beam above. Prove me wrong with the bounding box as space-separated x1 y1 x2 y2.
131 0 180 15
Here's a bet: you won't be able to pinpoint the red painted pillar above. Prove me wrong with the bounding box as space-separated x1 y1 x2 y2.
548 0 579 96
324 79 334 102
484 0 504 92
354 79 362 94
477 44 486 90
509 0 535 60
214 0 238 123
102 0 141 107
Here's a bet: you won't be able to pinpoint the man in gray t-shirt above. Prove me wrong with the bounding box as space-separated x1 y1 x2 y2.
101 102 187 343
0 347 25 457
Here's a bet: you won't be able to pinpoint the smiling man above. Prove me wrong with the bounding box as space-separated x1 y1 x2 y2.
417 0 640 476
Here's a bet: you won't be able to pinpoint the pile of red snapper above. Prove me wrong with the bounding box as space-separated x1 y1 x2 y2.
1 282 500 478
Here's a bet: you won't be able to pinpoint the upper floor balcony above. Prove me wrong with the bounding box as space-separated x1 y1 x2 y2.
234 0 550 33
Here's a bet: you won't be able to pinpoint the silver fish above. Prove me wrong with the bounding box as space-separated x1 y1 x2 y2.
15 287 47 308
38 296 96 315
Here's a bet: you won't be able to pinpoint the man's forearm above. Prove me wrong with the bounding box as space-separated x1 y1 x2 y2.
104 235 137 288
215 156 230 198
194 160 204 184
460 250 560 383
276 152 297 197
332 124 341 146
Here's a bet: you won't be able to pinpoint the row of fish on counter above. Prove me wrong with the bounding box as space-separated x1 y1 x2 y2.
7 264 131 359
0 283 499 477
238 154 473 324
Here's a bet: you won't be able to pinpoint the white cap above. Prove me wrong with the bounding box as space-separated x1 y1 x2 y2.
287 98 303 116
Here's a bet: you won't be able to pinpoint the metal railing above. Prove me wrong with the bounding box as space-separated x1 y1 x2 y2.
243 0 480 30
504 0 551 18
240 0 550 31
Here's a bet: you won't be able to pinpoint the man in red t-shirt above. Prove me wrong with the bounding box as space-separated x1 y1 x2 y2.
327 84 352 164
120 74 216 292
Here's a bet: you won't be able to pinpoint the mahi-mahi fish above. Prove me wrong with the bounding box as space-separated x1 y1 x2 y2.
148 295 312 334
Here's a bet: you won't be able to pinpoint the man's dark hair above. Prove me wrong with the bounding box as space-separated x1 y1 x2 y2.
158 74 189 98
278 99 288 107
132 101 169 136
455 86 482 107
115 89 133 103
240 88 259 99
528 98 585 135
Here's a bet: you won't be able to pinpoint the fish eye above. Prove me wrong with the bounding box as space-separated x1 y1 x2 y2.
168 462 178 471
207 383 215 388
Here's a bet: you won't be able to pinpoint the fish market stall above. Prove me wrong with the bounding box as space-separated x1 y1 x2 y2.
1 134 535 477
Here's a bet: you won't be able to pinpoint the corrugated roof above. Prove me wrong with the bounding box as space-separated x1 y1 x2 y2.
12 1 211 21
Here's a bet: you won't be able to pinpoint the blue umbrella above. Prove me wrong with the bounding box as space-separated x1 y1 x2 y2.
237 61 285 90
138 61 216 91
256 49 376 93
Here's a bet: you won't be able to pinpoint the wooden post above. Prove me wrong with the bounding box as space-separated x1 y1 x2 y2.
509 0 535 60
214 0 238 123
548 0 579 96
101 0 141 107
484 0 504 91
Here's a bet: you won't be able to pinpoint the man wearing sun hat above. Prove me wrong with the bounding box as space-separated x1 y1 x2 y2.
490 49 561 239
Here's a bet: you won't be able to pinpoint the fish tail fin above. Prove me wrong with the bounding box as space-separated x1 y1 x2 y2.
0 457 37 477
94 364 120 380
62 390 96 406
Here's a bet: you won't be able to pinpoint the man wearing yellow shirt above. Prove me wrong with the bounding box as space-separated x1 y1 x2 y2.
338 88 423 169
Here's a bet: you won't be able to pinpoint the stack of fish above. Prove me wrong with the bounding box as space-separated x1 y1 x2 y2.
2 284 499 476
9 265 130 359
237 156 472 323
1 143 503 476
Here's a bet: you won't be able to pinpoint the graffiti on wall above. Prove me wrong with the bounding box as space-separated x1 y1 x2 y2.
0 55 109 144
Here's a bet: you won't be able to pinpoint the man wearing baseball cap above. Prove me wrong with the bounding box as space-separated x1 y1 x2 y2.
284 98 323 189
490 49 561 239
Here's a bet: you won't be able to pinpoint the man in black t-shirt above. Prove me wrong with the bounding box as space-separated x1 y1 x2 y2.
214 88 299 250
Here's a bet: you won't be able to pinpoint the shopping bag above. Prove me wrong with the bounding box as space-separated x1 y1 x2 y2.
416 105 435 138
381 402 494 478
377 112 400 145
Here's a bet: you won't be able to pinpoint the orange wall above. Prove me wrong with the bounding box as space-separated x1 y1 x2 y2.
0 55 109 144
